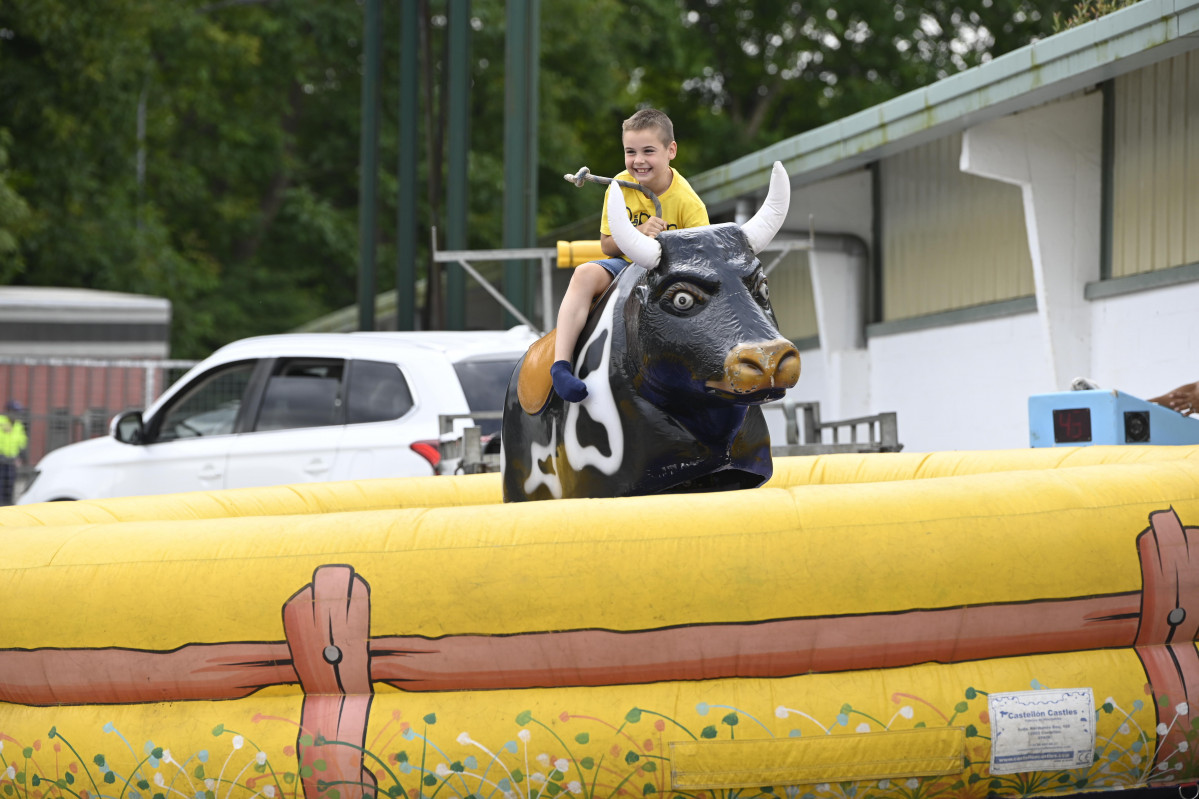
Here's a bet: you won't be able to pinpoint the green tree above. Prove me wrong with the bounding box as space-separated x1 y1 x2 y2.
0 0 364 356
608 0 1080 172
1053 0 1142 31
0 0 1099 357
0 128 32 280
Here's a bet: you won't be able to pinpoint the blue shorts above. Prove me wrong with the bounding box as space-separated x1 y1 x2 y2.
593 257 630 278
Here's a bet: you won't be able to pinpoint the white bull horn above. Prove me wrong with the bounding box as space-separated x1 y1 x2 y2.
741 161 791 254
606 182 662 268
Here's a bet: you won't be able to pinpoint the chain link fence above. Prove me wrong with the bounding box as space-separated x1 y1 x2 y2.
0 357 197 500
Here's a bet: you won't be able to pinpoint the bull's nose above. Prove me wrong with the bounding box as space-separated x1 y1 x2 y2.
720 339 801 394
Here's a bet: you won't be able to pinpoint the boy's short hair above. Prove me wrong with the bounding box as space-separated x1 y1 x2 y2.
623 108 674 147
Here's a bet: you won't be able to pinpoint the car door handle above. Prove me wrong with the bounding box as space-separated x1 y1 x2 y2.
303 458 330 476
198 464 223 481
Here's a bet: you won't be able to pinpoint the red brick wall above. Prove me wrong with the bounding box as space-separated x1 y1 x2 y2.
0 361 183 465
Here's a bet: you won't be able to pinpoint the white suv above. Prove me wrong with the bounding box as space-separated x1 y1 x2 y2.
18 327 537 503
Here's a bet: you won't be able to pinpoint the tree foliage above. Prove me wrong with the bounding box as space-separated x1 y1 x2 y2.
0 0 1086 357
612 0 1079 169
1053 0 1142 31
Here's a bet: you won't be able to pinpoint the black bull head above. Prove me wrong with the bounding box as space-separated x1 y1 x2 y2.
501 161 800 501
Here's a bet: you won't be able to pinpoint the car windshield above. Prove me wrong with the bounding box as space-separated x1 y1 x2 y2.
452 358 519 435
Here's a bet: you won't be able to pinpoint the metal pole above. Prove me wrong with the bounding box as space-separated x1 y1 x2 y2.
431 232 552 335
448 257 540 333
396 0 419 331
357 0 382 331
523 0 540 317
541 254 554 333
502 0 530 326
446 0 470 330
143 366 155 409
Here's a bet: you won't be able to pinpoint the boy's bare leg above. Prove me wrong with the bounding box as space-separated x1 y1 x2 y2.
551 262 614 402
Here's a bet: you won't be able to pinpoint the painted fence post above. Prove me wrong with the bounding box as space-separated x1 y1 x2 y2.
1135 509 1199 782
282 565 376 799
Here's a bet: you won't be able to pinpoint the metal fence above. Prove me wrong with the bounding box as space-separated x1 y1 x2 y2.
0 356 198 474
769 400 903 455
436 402 903 475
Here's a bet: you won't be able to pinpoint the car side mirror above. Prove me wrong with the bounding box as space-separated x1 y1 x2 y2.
111 410 146 445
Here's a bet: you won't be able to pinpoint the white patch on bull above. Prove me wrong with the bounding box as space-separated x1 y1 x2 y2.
523 425 562 499
564 290 623 476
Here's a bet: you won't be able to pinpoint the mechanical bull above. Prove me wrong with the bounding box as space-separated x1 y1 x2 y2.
502 161 800 501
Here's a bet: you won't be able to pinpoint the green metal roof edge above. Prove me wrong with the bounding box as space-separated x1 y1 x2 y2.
690 0 1199 212
293 289 396 333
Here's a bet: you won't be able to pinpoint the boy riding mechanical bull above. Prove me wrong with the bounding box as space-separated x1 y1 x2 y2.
501 161 800 502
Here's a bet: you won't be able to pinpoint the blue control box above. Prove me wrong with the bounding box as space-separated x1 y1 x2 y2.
1028 389 1199 447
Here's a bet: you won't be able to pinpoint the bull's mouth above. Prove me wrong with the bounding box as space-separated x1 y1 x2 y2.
703 383 789 404
704 339 801 403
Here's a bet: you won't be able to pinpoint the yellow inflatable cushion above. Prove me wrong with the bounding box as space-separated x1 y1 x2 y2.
6 444 1198 529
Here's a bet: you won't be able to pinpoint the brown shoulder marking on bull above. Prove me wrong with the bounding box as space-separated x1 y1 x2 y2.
517 329 556 414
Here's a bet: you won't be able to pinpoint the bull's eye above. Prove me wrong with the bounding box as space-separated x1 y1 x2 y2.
755 276 770 303
660 282 708 316
673 292 695 310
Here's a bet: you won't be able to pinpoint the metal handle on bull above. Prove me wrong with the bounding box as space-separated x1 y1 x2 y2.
564 166 663 219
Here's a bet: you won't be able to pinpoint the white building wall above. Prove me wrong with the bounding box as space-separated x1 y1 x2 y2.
774 281 1199 454
1091 282 1199 398
756 39 1199 455
768 78 1199 455
788 169 874 245
864 313 1049 452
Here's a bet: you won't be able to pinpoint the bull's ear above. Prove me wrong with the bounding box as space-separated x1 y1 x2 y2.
741 161 791 254
607 182 662 268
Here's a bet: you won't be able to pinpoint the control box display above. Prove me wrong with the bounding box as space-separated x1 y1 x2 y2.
1029 389 1199 447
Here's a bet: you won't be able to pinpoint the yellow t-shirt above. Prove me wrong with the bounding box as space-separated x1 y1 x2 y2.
599 168 709 259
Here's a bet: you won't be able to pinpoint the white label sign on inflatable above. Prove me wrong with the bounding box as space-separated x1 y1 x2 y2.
989 688 1096 775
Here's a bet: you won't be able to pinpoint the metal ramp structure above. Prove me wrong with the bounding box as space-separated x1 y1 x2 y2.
770 400 902 456
437 401 901 476
430 226 817 337
430 223 902 475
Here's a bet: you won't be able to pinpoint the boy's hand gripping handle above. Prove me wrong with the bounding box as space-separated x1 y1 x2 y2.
563 166 663 219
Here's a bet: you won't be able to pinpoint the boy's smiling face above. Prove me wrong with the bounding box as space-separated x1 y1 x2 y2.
623 127 677 197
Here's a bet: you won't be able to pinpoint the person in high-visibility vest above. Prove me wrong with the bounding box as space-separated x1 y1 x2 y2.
0 400 29 505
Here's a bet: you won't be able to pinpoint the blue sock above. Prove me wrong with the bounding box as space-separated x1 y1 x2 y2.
551 360 588 402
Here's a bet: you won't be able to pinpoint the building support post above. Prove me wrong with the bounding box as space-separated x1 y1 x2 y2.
960 93 1103 390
